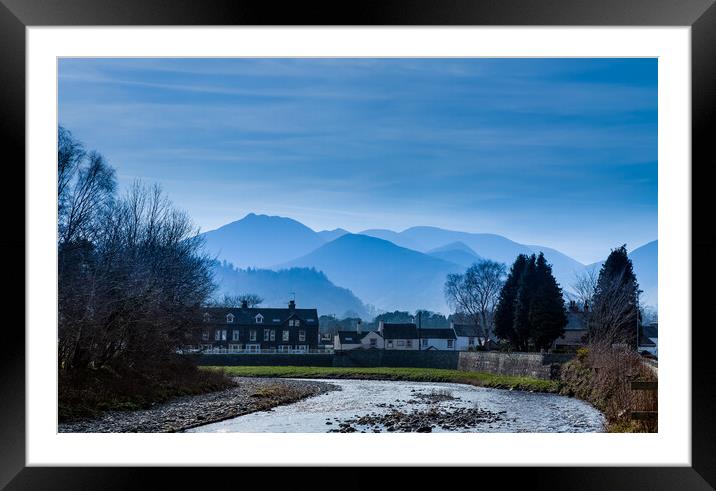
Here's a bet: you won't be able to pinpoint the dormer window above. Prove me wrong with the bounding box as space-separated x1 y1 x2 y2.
203 313 211 323
255 314 263 324
226 313 235 324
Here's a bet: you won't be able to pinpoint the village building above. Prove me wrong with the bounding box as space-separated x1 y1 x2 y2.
418 328 457 350
379 322 419 350
638 322 658 357
451 322 483 350
552 301 589 351
196 300 319 353
333 329 384 351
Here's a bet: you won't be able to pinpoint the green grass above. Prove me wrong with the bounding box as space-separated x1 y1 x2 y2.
202 365 560 393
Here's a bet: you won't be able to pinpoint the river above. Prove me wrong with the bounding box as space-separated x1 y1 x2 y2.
187 379 605 433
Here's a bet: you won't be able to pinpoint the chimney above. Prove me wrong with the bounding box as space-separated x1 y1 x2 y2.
378 320 384 334
288 299 295 310
241 300 248 309
356 319 362 334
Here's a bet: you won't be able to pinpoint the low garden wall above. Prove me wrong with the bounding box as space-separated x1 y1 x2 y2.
193 353 334 367
333 349 460 369
457 351 574 380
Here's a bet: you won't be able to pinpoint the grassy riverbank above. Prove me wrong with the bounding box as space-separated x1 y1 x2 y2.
203 366 560 393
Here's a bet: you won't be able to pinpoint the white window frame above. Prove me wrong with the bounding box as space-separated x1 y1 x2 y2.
214 330 221 341
270 330 276 341
232 330 240 341
226 313 234 323
282 330 290 341
294 320 300 327
221 329 227 341
264 329 271 341
298 330 306 342
255 314 263 324
249 330 257 341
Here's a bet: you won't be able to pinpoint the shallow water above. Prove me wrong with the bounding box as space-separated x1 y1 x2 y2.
187 378 605 433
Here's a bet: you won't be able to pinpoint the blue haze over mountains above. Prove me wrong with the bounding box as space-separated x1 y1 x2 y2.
204 213 657 317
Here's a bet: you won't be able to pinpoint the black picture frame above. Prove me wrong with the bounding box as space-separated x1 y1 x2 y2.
3 0 715 488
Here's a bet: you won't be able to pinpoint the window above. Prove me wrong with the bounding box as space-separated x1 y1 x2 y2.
294 320 300 327
387 340 394 348
264 329 271 341
221 330 227 341
232 330 240 341
249 330 257 341
270 330 276 341
370 338 377 348
298 330 306 342
226 313 234 323
214 330 221 341
421 339 428 347
202 330 209 341
406 339 412 348
468 337 475 346
282 330 290 341
447 339 454 349
397 340 405 347
255 314 263 324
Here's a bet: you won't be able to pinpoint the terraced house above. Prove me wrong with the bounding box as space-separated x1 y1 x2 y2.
196 300 319 353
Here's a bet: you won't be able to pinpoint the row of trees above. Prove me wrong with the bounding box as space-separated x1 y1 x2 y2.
493 253 567 351
58 127 215 374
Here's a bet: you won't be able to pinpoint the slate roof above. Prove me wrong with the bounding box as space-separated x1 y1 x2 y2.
452 324 480 337
202 306 318 325
381 323 418 339
565 311 588 331
418 328 456 340
337 331 362 344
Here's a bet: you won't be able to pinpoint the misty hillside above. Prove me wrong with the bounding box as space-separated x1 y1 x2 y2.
364 226 585 290
317 228 350 242
281 233 463 313
211 262 369 318
200 213 325 268
427 241 482 267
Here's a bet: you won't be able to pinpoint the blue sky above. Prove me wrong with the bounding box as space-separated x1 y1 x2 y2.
58 58 657 264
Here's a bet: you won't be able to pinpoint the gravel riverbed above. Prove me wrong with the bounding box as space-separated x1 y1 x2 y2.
58 377 337 433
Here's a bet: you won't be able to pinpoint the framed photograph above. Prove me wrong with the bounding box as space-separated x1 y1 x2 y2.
5 0 715 488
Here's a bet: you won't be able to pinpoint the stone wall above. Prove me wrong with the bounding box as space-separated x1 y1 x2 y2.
333 350 459 369
457 351 573 380
193 353 334 367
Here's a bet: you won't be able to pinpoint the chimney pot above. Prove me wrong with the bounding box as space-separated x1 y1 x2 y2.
288 300 295 310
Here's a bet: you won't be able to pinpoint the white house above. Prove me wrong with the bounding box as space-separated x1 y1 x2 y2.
379 322 419 350
334 331 363 351
418 328 457 350
451 323 483 350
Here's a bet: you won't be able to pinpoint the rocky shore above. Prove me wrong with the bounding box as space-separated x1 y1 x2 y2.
58 377 337 433
327 387 506 433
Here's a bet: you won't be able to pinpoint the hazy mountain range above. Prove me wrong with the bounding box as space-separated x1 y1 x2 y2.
201 213 657 316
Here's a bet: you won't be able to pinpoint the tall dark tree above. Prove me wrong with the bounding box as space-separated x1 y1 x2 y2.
589 245 641 348
529 253 567 350
494 253 566 351
493 254 529 346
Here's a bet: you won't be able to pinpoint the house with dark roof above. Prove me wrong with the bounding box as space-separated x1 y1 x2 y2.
552 304 589 351
333 329 384 350
378 322 419 350
196 300 319 353
418 327 457 350
451 322 484 350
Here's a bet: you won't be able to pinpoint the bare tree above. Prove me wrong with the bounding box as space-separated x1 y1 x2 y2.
238 293 264 308
587 268 640 349
572 267 598 309
444 260 506 344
